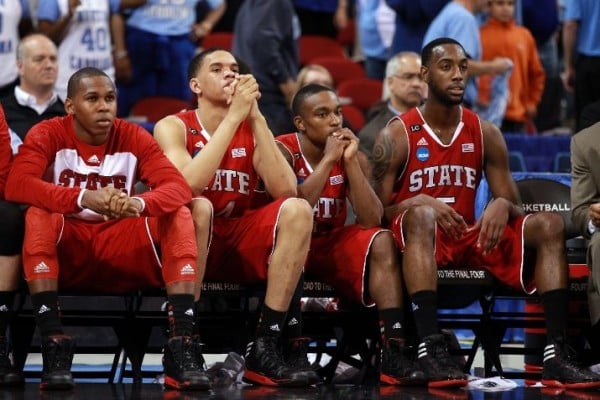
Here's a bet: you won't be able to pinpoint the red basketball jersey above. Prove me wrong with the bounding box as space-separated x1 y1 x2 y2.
277 133 347 234
391 107 484 224
176 110 259 218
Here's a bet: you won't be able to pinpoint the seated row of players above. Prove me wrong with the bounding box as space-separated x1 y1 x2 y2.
0 38 598 391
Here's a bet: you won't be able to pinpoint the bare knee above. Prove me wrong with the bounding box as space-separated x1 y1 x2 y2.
403 205 437 236
526 212 565 244
190 199 212 231
369 231 398 265
278 198 313 236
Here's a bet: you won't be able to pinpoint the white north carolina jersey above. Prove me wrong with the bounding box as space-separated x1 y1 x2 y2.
0 0 28 87
39 0 117 100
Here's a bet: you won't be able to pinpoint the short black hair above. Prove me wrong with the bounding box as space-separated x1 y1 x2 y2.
186 47 251 81
291 83 335 116
66 67 112 98
187 48 222 81
421 37 466 67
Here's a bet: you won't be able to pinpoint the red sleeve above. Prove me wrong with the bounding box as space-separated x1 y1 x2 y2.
127 123 192 216
5 119 82 213
0 105 11 199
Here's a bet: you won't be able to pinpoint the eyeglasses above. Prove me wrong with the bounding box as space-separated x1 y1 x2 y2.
392 73 423 82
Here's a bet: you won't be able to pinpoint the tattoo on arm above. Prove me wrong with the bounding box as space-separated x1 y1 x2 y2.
371 136 395 190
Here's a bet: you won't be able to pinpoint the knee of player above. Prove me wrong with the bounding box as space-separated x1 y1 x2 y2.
279 198 313 233
369 231 398 261
369 231 401 274
403 205 437 233
530 212 566 241
190 198 213 227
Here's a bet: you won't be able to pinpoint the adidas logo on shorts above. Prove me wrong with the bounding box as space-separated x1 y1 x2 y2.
180 264 194 275
34 261 50 274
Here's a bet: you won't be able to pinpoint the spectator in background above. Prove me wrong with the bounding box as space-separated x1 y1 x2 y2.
385 0 448 54
357 0 396 80
423 0 512 109
0 0 34 98
297 64 335 89
293 0 348 38
359 51 425 159
520 0 561 132
37 0 129 102
0 105 25 387
1 34 65 153
191 0 228 41
562 0 600 133
118 0 226 117
232 0 300 136
479 0 545 133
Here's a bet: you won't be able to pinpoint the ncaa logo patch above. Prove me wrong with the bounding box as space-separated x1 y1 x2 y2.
416 147 429 162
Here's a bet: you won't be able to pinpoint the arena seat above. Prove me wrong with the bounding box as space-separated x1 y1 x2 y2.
129 96 189 124
299 35 347 66
337 78 383 113
200 31 234 51
310 56 366 86
341 104 365 131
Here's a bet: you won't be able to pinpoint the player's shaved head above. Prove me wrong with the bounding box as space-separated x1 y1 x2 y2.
67 67 113 98
292 83 335 117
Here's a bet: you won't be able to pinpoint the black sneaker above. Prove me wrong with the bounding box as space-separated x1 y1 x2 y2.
0 335 24 386
417 334 467 388
243 335 313 387
542 338 600 389
40 335 75 390
283 337 320 384
190 335 207 371
380 338 426 385
163 336 211 391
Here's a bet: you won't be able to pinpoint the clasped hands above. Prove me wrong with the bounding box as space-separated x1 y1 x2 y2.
81 186 142 220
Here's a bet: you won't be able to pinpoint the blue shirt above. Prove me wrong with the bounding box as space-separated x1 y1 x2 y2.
126 0 222 36
564 0 600 56
357 0 395 60
38 0 119 22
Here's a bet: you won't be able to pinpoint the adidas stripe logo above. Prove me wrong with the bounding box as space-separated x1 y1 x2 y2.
180 264 195 275
417 342 428 359
543 344 556 362
34 261 50 274
38 305 51 314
